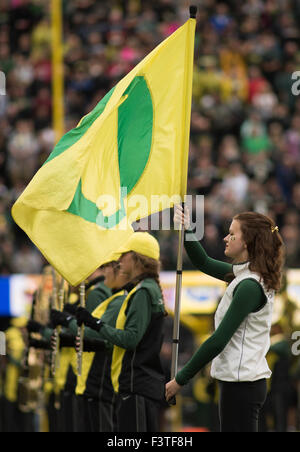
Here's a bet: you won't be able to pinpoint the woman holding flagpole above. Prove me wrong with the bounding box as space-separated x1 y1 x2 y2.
166 205 285 432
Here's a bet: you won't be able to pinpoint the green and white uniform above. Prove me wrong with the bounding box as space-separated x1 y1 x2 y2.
176 233 274 385
211 262 274 382
175 232 275 432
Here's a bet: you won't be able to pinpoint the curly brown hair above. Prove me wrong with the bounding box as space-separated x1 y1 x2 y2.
233 212 285 292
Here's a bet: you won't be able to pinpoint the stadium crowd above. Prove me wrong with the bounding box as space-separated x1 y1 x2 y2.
0 0 300 432
1 0 300 272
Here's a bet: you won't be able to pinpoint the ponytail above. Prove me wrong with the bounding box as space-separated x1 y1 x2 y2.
234 212 285 292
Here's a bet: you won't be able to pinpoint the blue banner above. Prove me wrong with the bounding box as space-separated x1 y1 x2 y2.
0 277 10 316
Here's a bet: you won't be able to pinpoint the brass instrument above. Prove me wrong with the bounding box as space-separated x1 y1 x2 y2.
18 266 52 414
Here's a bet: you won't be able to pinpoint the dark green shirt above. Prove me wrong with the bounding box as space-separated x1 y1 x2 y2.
86 281 112 313
83 289 152 350
68 292 127 348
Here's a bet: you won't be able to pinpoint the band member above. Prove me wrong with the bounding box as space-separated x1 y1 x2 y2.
67 260 129 432
76 232 167 432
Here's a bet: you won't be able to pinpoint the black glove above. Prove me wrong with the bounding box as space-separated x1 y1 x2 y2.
50 309 74 328
28 337 51 350
27 320 44 334
76 307 103 332
59 333 76 348
64 303 79 316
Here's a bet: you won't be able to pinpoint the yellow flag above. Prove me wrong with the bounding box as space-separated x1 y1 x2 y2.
12 18 196 286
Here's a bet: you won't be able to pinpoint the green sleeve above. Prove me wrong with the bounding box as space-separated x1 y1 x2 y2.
68 319 79 336
89 289 152 350
184 231 232 281
86 285 111 313
42 325 78 344
67 320 100 340
67 318 105 341
175 279 266 386
86 290 102 313
41 326 53 341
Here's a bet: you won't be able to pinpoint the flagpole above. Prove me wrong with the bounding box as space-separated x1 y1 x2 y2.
171 207 185 380
51 0 65 144
170 5 197 398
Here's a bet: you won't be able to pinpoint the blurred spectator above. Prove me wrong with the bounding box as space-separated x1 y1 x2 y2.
7 119 39 185
220 160 249 204
281 224 300 268
240 109 271 155
190 153 218 195
11 242 42 274
285 115 300 162
251 81 278 119
247 66 267 103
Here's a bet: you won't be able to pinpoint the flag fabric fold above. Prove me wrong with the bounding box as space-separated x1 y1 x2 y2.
12 18 196 286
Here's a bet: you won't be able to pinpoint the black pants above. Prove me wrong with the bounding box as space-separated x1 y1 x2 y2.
116 394 160 432
218 379 267 432
99 398 118 432
86 397 100 432
58 391 75 432
73 395 91 432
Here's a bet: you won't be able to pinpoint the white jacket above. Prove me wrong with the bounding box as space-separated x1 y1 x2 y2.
210 262 274 382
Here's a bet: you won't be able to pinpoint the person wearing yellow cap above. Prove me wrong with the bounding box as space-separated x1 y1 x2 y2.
76 232 167 432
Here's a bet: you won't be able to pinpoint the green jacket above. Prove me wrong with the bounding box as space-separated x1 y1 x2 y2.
85 278 167 401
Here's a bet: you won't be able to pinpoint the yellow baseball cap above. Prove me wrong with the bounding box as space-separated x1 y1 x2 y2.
117 232 160 261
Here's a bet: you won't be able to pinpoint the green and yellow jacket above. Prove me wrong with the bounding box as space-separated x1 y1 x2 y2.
68 289 127 400
84 278 167 402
